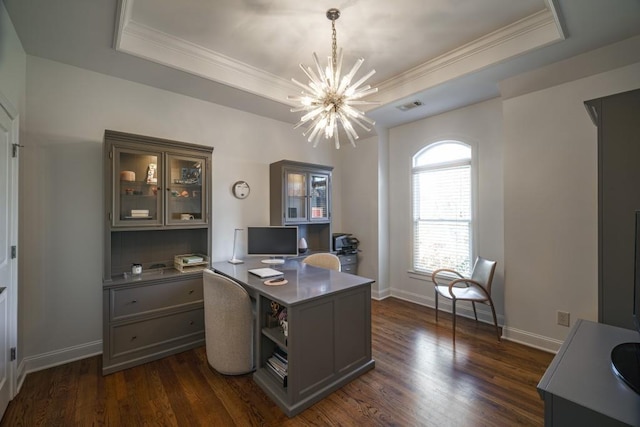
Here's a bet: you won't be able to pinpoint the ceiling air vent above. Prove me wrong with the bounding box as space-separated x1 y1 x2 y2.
396 100 423 112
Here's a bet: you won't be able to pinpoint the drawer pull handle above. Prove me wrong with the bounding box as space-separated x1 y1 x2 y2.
131 336 137 341
189 321 194 325
188 289 194 294
131 299 137 304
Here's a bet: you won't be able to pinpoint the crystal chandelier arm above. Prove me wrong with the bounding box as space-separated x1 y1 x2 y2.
338 114 360 147
337 58 364 93
291 78 316 94
309 118 328 147
312 53 327 86
346 69 377 95
349 87 379 100
299 64 323 90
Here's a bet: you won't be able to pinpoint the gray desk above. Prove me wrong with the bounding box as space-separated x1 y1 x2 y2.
537 319 640 426
212 259 375 417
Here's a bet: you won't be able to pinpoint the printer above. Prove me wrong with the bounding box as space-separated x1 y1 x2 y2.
332 233 359 255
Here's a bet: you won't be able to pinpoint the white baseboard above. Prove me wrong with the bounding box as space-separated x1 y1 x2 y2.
501 326 561 353
386 288 561 352
390 287 506 326
20 340 102 377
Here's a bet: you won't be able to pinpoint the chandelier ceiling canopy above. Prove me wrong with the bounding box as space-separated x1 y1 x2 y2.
288 8 379 149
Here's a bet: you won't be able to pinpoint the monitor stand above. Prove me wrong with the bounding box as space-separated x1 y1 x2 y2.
261 258 285 265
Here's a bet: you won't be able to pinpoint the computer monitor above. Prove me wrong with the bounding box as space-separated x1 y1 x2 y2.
247 226 299 264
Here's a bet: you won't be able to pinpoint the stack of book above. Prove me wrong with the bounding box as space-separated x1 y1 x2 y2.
130 209 149 218
182 255 204 264
265 347 288 387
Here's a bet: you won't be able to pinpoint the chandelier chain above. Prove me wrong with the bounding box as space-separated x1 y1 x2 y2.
331 19 337 70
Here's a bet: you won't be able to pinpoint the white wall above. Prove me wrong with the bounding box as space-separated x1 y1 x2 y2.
0 2 25 114
386 98 505 323
502 61 640 350
20 55 340 372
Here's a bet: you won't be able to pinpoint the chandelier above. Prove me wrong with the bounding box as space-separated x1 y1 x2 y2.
288 8 378 149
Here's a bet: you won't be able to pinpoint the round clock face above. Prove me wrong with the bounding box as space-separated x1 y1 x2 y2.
232 181 250 199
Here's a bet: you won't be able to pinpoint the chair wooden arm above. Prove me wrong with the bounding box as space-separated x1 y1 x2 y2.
448 278 492 300
431 268 464 286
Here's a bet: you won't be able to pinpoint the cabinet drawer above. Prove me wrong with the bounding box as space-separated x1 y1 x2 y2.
111 278 203 320
338 255 357 265
111 308 204 358
341 263 357 274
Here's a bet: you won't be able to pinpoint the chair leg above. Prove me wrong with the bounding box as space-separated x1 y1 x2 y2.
472 301 478 321
434 289 439 322
452 299 457 342
488 299 500 342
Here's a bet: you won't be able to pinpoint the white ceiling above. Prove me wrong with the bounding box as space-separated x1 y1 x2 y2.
4 0 640 130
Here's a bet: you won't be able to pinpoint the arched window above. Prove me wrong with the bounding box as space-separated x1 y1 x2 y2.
412 141 473 276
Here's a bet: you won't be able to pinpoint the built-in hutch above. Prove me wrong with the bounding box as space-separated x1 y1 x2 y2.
269 160 333 252
102 130 213 375
585 88 640 330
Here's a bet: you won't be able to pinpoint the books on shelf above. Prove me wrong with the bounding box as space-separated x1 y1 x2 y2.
265 347 288 387
182 255 204 264
130 209 150 218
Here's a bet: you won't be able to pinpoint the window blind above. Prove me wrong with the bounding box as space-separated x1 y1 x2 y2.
413 164 472 276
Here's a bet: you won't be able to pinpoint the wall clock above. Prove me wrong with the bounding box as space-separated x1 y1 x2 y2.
232 180 250 199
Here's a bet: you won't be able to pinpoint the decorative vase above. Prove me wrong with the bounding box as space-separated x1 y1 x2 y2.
298 237 308 254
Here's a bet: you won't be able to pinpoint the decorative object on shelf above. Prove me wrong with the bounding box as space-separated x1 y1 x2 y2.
180 213 195 220
232 180 250 199
270 301 289 337
131 263 142 275
228 228 244 264
288 8 378 149
174 253 209 272
120 170 135 181
146 163 157 184
174 163 202 184
298 237 308 254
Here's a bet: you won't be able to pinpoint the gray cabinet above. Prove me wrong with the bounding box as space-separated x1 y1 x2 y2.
585 88 640 329
338 254 358 275
537 319 640 426
270 160 333 252
102 130 212 375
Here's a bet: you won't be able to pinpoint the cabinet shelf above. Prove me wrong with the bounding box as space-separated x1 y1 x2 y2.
262 326 287 350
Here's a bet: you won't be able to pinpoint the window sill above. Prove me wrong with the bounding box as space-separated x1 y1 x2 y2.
408 269 460 282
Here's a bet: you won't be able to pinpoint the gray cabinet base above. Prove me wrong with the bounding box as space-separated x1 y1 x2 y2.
254 359 375 417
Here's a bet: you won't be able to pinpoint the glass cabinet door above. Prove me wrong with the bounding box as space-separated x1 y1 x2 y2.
165 154 207 225
113 147 162 227
284 171 307 223
309 173 330 221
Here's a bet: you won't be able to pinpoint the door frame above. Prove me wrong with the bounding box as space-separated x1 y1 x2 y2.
0 90 19 406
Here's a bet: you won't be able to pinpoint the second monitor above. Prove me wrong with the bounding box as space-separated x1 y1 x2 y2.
247 226 299 264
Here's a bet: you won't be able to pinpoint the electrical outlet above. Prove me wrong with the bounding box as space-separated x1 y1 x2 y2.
557 311 570 327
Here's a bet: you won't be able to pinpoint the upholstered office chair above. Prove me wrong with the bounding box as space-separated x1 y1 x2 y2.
432 257 500 342
302 252 341 271
202 269 254 375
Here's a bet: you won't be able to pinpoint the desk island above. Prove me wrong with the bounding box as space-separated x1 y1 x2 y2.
212 259 375 417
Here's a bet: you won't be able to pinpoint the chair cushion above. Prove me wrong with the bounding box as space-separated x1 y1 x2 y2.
435 285 486 301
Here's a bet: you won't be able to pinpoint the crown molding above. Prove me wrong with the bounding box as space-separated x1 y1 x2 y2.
372 8 564 105
115 0 298 105
115 0 564 113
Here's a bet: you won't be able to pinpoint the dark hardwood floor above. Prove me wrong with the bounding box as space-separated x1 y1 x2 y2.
1 297 554 426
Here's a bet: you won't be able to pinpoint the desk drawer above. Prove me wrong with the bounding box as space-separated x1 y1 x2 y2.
110 278 203 320
111 308 204 358
341 263 357 274
338 255 357 265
